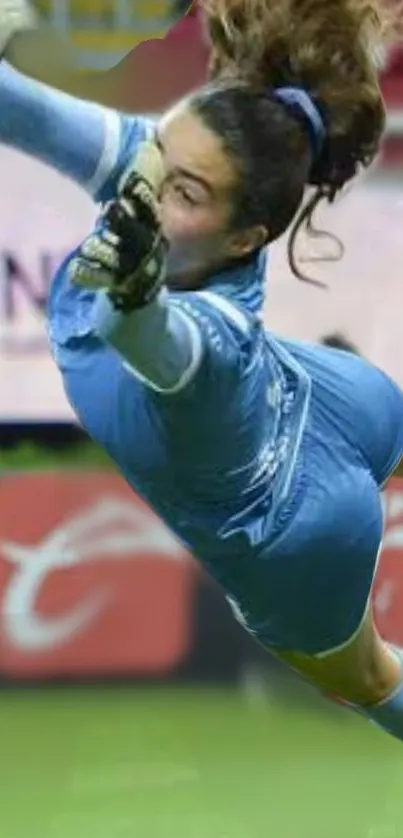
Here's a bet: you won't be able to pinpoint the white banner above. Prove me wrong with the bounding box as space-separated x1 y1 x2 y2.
0 147 96 420
0 147 403 420
267 175 403 388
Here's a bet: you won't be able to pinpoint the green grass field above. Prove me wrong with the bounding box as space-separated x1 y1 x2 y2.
0 685 402 838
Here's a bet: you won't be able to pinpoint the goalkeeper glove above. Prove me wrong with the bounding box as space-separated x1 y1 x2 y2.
69 140 168 312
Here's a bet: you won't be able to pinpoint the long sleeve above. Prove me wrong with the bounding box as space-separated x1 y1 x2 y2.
93 291 203 394
0 62 154 202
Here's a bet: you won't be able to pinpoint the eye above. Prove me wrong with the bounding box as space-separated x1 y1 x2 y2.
174 183 198 206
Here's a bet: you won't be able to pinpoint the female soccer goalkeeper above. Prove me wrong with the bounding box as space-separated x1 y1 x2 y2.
1 0 403 742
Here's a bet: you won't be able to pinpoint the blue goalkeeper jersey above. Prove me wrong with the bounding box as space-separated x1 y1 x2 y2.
49 250 311 591
44 107 312 598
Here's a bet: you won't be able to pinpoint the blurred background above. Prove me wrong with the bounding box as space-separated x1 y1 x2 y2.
2 3 403 837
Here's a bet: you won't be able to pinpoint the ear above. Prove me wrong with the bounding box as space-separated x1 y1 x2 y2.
226 225 268 258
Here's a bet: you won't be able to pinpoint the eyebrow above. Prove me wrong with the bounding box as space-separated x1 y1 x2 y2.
154 132 215 196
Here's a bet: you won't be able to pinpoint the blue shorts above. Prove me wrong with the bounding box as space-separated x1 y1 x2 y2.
247 339 403 657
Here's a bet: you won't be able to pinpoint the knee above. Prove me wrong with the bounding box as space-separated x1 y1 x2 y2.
334 673 390 706
275 630 401 707
330 649 400 707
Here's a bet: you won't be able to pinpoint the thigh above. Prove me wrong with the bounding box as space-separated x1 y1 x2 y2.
238 342 403 700
269 464 383 656
235 450 385 658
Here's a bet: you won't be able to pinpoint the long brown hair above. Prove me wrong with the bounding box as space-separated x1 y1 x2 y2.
198 0 399 281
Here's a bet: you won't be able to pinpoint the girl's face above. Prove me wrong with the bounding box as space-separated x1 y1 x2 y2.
156 103 262 287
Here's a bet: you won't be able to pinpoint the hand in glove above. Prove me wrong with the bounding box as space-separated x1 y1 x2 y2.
69 140 168 313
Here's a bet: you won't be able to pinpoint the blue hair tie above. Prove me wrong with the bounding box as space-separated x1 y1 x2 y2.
273 86 325 158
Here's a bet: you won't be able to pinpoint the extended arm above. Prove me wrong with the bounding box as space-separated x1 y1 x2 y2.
94 290 202 393
0 62 153 201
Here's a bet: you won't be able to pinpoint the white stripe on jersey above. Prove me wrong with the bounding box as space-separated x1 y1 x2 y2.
85 109 122 197
196 290 251 335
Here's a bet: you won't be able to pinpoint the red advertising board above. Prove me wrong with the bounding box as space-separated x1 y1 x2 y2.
0 471 402 679
0 471 197 678
373 478 403 645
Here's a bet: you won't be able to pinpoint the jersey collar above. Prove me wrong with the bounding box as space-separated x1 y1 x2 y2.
203 247 268 314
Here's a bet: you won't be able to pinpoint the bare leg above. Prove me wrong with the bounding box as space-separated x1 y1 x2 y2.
274 608 400 706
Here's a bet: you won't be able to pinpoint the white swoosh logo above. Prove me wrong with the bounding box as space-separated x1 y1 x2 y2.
0 495 184 651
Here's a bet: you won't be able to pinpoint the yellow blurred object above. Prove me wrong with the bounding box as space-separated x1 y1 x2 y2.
33 0 181 48
71 29 164 51
68 0 167 17
66 0 115 16
34 0 178 24
34 0 181 53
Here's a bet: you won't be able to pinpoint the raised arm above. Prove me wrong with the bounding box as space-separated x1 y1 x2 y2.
1 1 208 112
0 61 154 203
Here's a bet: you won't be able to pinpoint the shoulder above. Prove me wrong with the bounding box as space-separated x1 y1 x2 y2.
166 289 260 393
171 289 254 344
